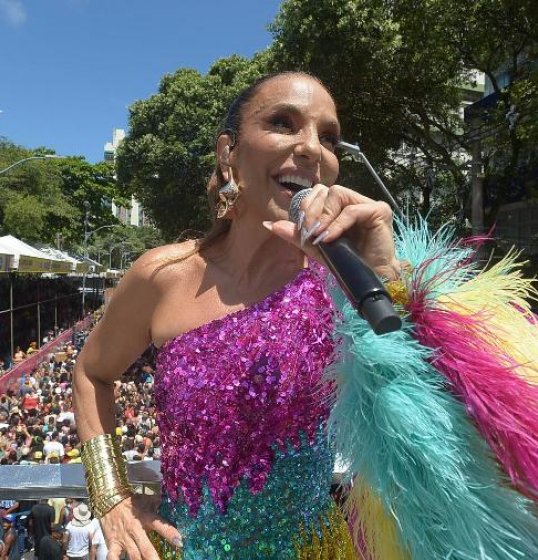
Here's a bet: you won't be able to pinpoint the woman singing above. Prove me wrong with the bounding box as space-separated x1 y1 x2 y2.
74 71 538 559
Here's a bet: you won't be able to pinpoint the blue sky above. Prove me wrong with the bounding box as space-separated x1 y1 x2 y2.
0 0 282 162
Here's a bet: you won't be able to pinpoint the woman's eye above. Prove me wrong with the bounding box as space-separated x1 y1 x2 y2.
269 116 293 131
320 134 340 150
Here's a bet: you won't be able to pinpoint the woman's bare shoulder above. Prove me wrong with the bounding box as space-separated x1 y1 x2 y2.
130 239 202 284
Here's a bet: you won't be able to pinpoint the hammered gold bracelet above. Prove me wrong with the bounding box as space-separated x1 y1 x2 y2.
81 433 133 518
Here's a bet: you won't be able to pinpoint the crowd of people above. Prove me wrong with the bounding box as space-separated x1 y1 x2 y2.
0 498 107 559
0 332 160 467
0 319 161 559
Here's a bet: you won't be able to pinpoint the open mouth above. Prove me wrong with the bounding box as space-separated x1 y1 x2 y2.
275 174 313 193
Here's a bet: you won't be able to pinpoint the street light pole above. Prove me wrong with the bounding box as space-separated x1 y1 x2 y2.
0 154 63 175
81 224 118 314
81 200 91 317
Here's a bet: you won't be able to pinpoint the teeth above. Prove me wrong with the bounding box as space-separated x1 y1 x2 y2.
277 174 313 190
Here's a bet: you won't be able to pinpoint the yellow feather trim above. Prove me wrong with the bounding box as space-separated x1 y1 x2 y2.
385 279 410 306
436 249 538 384
344 479 410 560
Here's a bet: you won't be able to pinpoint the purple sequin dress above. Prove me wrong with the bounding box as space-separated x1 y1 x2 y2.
154 266 356 559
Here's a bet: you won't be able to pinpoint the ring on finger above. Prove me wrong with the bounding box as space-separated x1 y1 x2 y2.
300 221 322 246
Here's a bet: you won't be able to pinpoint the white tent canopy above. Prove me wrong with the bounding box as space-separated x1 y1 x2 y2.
38 246 87 274
0 235 72 273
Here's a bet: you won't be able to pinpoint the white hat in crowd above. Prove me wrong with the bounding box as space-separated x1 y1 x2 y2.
72 503 92 526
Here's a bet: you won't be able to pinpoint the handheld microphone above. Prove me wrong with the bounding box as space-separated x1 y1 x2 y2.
289 189 402 335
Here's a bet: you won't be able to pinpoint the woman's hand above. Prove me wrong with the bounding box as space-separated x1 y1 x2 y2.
101 494 182 560
267 184 401 280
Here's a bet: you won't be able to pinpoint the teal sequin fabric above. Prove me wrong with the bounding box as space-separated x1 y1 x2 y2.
159 429 334 559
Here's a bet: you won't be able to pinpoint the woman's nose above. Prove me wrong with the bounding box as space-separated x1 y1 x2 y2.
294 126 322 162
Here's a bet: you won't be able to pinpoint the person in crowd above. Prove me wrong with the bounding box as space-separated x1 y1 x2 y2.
43 433 64 460
65 449 81 463
21 390 39 414
59 499 74 528
29 499 55 560
0 514 19 560
42 417 56 436
48 498 66 526
37 524 64 560
0 397 10 415
11 348 25 365
87 517 107 560
0 503 18 519
56 404 74 425
64 504 93 560
26 342 38 356
73 71 397 558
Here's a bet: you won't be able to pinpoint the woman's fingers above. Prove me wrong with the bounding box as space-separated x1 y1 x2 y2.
300 184 391 240
295 184 326 244
124 541 143 560
147 515 183 548
99 496 181 560
268 183 399 276
320 200 393 243
106 541 123 560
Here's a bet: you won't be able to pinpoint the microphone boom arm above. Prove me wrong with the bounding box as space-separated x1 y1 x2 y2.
337 141 405 222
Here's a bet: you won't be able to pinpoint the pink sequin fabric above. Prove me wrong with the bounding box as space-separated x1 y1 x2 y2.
155 266 335 517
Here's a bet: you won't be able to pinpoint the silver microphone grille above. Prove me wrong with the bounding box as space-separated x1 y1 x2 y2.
288 189 311 224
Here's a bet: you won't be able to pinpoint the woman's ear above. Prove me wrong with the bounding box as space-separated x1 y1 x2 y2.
216 134 235 181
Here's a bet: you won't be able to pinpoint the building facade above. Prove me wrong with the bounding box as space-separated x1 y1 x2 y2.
105 128 148 227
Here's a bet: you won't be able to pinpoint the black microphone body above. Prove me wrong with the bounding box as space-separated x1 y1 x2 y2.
316 237 402 334
289 190 402 335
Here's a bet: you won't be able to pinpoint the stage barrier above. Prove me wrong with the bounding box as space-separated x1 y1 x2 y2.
0 315 93 394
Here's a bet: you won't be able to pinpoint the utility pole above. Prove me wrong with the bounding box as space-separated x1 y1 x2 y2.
471 140 484 236
81 200 91 316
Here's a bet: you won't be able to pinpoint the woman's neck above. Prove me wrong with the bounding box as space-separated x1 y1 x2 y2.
205 216 304 290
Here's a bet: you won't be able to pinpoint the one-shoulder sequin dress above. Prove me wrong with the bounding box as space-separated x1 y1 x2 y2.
152 266 357 559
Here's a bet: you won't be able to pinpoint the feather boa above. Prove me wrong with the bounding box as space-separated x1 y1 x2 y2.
327 219 538 559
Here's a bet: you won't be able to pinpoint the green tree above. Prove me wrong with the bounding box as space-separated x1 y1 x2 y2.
54 157 129 248
86 224 165 268
268 0 470 203
116 54 269 240
0 139 128 247
437 0 538 214
0 140 78 243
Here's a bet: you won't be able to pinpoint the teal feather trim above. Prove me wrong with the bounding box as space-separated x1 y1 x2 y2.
327 284 538 559
394 218 475 297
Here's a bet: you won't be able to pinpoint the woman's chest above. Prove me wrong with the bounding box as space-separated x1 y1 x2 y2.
154 271 335 426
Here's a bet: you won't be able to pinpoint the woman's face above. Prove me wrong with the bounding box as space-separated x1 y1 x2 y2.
228 74 341 222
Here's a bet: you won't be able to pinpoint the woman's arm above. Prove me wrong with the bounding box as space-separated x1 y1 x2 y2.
73 249 182 560
74 251 159 440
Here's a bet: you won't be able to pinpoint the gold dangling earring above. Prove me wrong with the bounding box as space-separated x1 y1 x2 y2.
216 168 240 219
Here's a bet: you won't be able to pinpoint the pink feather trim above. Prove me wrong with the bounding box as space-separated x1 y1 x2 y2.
409 292 538 501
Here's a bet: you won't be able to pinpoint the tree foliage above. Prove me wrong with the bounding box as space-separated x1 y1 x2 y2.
116 54 270 241
0 140 77 243
440 0 538 212
270 0 538 221
0 139 128 248
269 0 470 197
84 224 165 269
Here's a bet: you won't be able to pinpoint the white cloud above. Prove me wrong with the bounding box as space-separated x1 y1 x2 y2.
0 0 27 27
